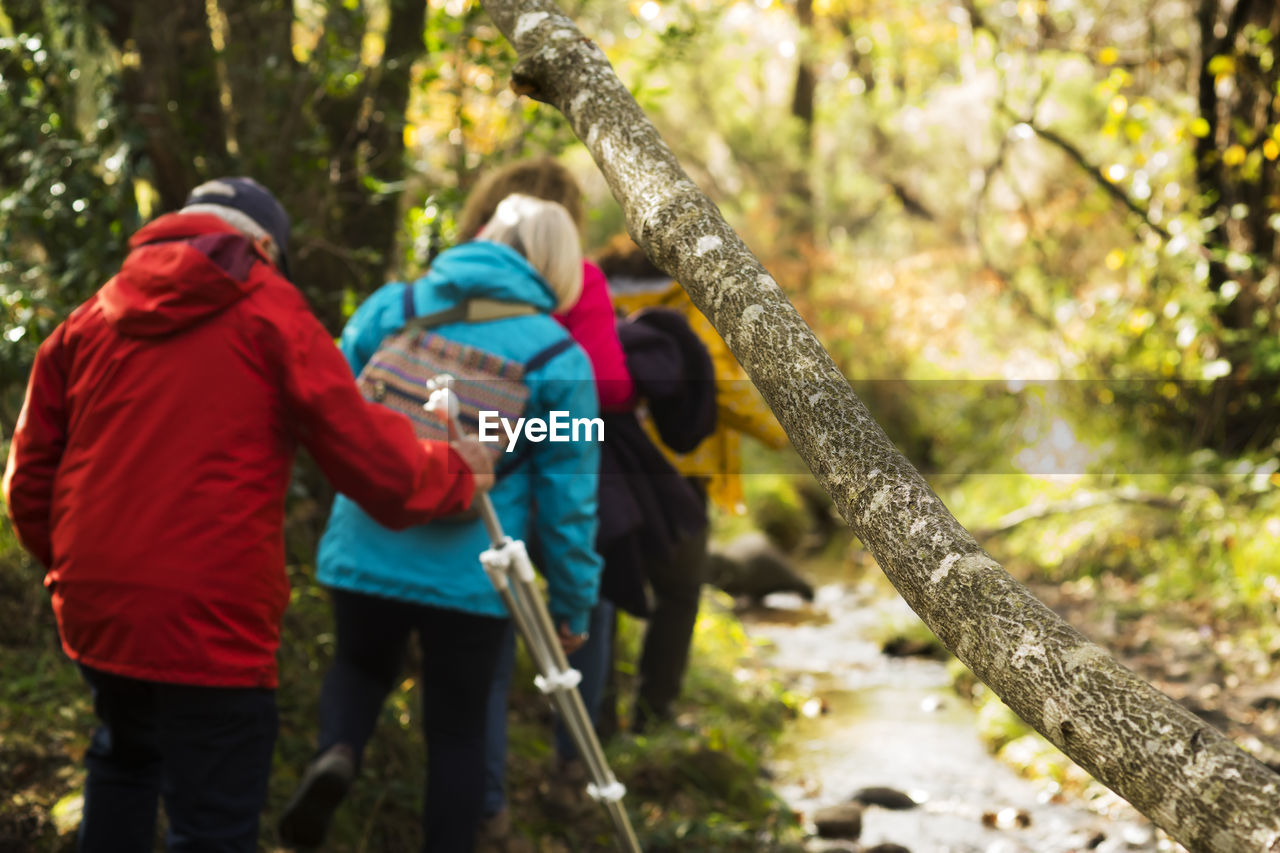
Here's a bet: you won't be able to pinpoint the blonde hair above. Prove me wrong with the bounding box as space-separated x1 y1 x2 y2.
458 157 585 242
480 194 583 312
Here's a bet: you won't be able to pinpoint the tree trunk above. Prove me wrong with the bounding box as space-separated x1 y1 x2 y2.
93 0 232 210
89 0 427 333
217 0 298 177
1193 0 1280 451
790 0 816 157
336 0 425 280
1196 0 1278 322
478 0 1280 849
786 0 817 292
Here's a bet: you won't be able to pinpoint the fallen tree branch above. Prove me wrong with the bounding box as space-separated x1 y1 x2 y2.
975 489 1184 538
996 104 1172 241
477 1 1280 849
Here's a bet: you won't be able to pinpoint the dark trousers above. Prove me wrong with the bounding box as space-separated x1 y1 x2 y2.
482 598 615 815
77 664 277 853
634 527 709 726
317 589 507 853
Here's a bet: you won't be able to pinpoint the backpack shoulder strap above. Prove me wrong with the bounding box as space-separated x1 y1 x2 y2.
524 337 577 373
464 298 540 324
493 338 579 481
400 295 539 332
401 282 418 322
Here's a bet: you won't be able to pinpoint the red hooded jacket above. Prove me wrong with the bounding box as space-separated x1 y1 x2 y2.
3 213 475 688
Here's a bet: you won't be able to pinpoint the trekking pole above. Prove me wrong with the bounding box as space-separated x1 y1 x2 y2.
424 378 642 853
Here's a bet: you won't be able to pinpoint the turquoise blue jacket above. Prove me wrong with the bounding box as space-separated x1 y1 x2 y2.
316 242 603 634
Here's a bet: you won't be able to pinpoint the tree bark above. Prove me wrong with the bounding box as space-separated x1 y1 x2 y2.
1190 0 1280 452
790 0 816 153
287 0 426 332
85 0 427 333
217 0 298 176
93 0 232 210
478 0 1280 849
338 0 426 276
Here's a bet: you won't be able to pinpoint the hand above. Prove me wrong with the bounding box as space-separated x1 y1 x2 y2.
450 436 494 495
558 621 588 655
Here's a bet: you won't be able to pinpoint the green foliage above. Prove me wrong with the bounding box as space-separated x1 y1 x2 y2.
0 510 805 850
597 599 804 850
942 448 1280 629
0 7 140 420
402 0 577 263
5 0 1280 845
0 0 586 401
0 488 93 849
588 0 1279 457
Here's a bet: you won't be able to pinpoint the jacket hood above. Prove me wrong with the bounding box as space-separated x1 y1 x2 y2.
413 241 558 315
99 212 270 337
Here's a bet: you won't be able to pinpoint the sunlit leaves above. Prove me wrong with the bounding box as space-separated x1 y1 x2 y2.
1207 54 1236 79
404 0 576 206
1221 143 1247 167
0 7 140 418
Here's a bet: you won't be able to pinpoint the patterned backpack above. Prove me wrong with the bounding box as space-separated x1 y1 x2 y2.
356 284 576 478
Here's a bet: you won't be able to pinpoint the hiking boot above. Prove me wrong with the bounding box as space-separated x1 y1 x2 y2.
543 757 592 820
629 701 669 735
474 808 537 853
474 808 510 852
631 700 698 735
277 743 355 850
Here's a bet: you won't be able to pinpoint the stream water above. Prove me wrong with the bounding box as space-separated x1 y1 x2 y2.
740 564 1185 853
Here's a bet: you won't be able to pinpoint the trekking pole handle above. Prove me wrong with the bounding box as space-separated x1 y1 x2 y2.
423 377 506 546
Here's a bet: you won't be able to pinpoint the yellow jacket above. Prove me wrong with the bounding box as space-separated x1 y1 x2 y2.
612 279 789 513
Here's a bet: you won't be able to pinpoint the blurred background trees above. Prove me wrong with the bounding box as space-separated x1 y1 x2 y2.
3 0 1279 847
0 0 572 420
3 0 1277 455
2 0 1277 551
596 0 1278 460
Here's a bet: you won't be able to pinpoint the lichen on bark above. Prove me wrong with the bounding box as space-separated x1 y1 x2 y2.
479 0 1280 849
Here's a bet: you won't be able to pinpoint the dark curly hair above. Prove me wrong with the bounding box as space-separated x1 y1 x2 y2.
457 157 585 242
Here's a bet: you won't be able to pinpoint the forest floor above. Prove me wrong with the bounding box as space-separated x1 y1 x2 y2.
0 562 807 853
3 511 1279 852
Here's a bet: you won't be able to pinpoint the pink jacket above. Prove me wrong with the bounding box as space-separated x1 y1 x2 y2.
556 261 634 410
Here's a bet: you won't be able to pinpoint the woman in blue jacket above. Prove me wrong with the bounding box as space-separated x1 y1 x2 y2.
278 195 603 853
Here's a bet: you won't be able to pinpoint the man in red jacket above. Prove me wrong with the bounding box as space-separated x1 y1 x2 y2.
3 177 493 852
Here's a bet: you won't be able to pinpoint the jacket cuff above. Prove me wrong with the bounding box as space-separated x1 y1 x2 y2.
440 444 477 513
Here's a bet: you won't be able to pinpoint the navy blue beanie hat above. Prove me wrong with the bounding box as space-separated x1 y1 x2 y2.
184 177 291 275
